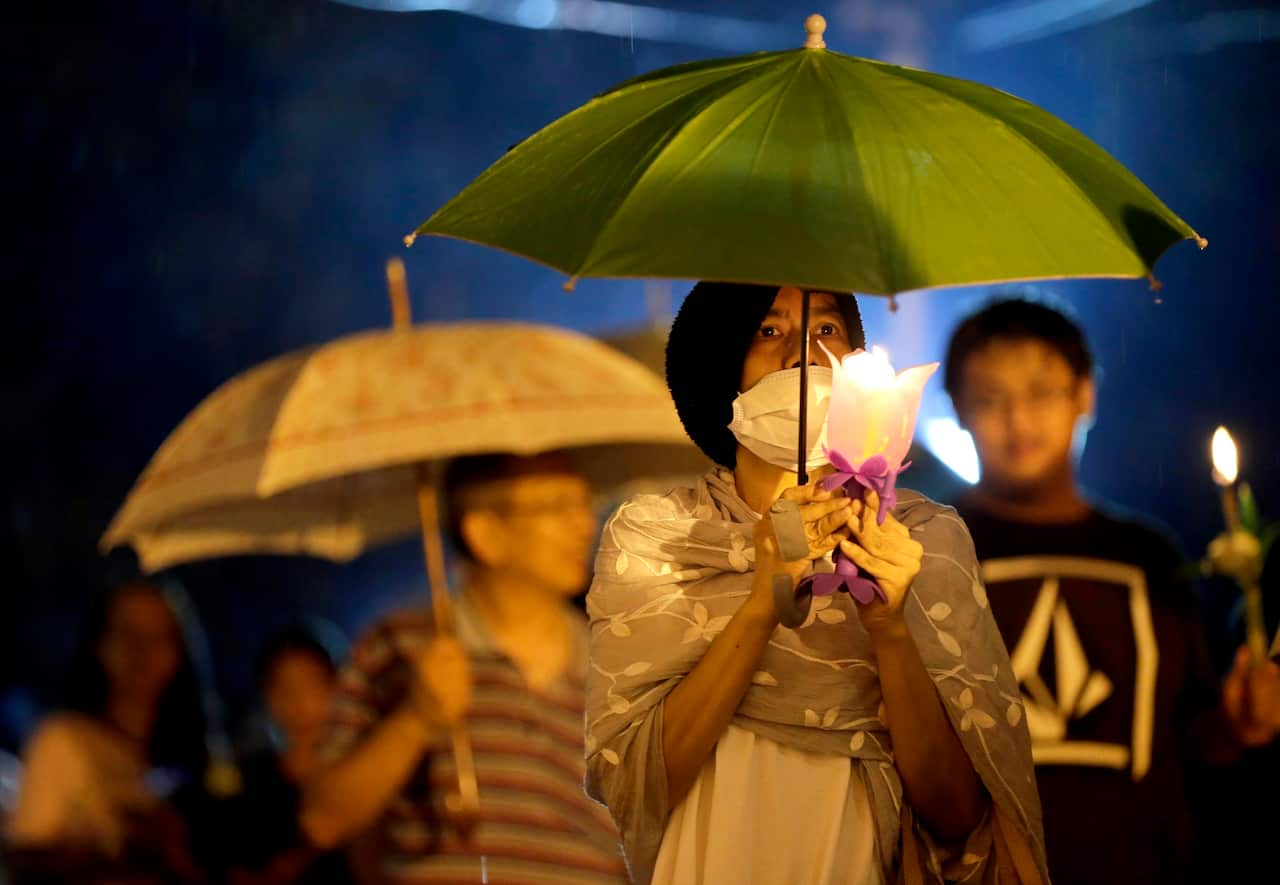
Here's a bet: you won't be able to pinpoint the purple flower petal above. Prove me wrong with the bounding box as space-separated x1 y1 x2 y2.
846 576 884 605
796 548 889 608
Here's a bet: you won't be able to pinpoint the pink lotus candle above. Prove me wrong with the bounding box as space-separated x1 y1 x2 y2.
820 344 938 524
798 345 937 606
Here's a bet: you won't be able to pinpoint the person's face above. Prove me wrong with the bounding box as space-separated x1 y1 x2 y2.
98 587 183 703
264 650 334 747
953 338 1094 491
469 472 597 595
740 288 855 391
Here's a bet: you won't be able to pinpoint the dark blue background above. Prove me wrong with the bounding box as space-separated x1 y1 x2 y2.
4 0 1276 740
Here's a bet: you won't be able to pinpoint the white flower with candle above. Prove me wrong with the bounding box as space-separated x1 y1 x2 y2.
1205 425 1276 663
820 344 938 519
800 344 937 604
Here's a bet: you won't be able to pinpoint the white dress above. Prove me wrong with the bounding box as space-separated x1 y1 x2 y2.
652 724 885 885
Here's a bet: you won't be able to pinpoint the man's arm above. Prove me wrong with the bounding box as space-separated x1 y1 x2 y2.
300 705 433 849
300 637 470 850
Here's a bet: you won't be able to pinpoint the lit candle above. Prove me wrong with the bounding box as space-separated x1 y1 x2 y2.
787 345 938 609
825 345 937 472
1209 425 1267 664
818 344 937 526
1211 425 1241 531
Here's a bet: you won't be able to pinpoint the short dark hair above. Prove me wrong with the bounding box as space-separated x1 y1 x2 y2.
442 452 580 561
944 293 1094 401
255 621 344 688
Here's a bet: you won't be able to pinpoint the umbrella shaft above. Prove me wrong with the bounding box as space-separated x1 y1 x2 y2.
798 291 811 485
415 465 456 635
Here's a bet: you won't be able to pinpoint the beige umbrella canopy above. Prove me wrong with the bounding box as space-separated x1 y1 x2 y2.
596 322 713 497
102 307 689 572
101 260 691 826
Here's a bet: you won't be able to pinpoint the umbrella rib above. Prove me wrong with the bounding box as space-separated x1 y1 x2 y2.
542 59 786 270
863 63 1063 278
816 57 891 292
746 54 808 180
879 66 1192 262
680 71 791 177
579 59 795 273
422 57 777 255
661 71 789 184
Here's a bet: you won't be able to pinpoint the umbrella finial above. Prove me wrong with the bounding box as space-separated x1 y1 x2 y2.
386 257 412 330
804 14 827 49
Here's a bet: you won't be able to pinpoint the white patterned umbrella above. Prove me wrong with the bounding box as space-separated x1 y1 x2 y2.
103 314 689 572
101 261 692 825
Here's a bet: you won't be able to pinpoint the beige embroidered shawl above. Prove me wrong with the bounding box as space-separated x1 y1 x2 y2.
585 469 1048 884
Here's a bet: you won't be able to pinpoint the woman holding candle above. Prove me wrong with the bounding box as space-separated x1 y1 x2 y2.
585 283 1047 885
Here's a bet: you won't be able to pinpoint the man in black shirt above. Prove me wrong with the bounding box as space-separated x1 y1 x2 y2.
942 297 1280 885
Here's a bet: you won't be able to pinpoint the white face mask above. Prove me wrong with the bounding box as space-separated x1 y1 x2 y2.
728 366 832 472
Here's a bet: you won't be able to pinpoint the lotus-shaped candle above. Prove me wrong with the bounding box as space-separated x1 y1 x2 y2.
800 345 938 605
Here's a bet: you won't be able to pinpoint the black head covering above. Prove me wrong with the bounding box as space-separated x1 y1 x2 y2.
665 282 865 468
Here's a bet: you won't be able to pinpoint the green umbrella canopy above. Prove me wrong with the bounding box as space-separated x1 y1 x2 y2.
412 16 1203 296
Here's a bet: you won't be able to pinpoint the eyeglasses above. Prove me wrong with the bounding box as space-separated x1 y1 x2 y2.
963 384 1077 417
499 496 596 518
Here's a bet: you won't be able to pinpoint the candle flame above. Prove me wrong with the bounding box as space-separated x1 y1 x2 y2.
1211 426 1238 485
841 345 897 388
821 341 938 469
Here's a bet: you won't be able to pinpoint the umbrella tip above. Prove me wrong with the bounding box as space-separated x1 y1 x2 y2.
1195 235 1208 250
804 14 827 49
563 276 579 293
403 233 418 248
1146 273 1163 294
387 258 412 329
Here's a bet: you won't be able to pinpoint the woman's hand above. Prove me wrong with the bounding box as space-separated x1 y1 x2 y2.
753 481 853 585
840 489 923 637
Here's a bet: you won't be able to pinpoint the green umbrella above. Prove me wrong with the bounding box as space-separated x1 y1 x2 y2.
410 15 1203 298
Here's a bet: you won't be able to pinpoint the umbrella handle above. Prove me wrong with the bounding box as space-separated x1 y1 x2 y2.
414 465 481 830
797 290 811 485
415 465 456 636
444 721 481 828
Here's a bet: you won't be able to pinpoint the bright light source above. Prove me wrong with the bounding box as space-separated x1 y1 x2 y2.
923 417 980 484
327 1 789 51
834 345 897 388
1211 425 1238 485
958 0 1156 52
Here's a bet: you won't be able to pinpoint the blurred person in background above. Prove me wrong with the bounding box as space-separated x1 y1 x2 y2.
943 295 1280 885
4 580 213 883
299 452 628 884
223 623 355 885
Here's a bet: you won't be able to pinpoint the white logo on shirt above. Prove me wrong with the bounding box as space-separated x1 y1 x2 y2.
981 556 1158 781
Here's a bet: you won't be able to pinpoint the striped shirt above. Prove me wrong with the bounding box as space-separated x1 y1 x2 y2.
323 595 628 884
